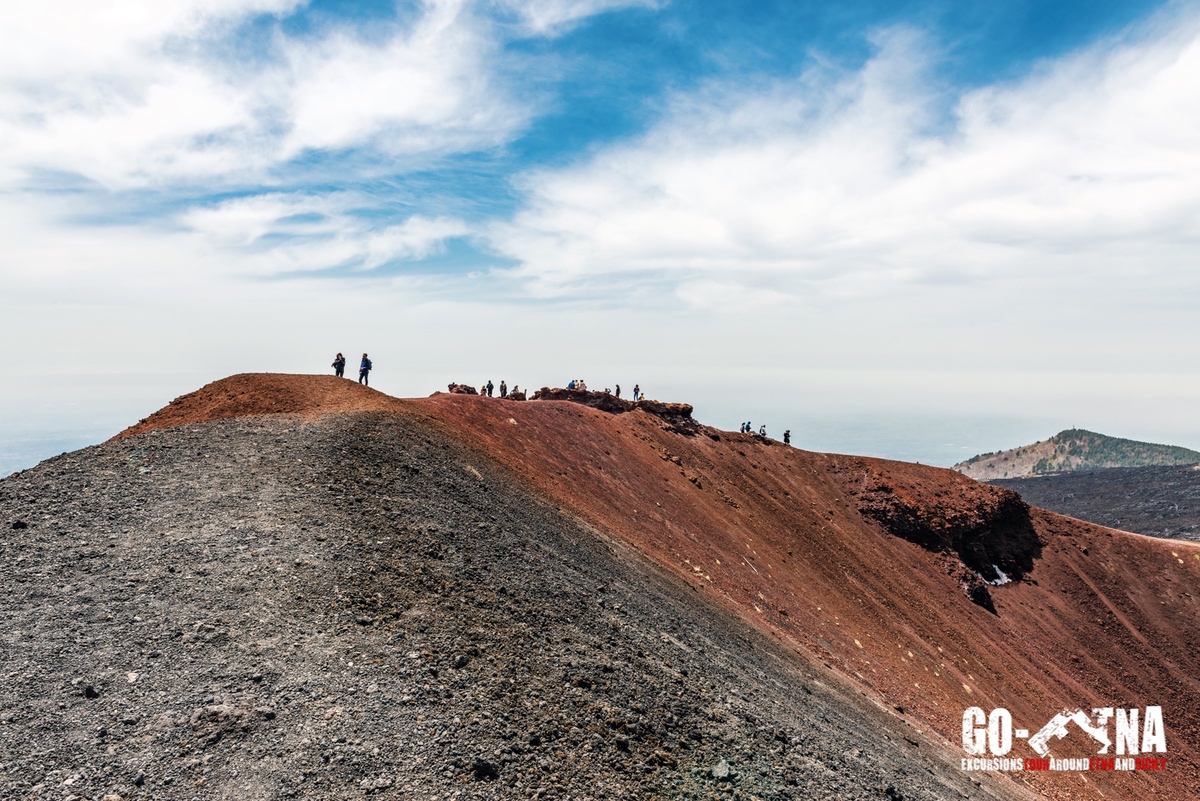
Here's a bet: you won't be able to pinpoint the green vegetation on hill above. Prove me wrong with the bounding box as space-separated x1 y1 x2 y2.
954 429 1200 480
1040 429 1200 472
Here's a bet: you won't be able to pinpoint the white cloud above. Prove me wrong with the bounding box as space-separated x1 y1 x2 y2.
279 1 523 160
180 191 470 274
491 17 1200 303
0 0 300 80
0 0 584 189
180 193 348 246
495 0 661 34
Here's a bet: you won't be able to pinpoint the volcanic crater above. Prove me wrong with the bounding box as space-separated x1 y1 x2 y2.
1 374 1197 801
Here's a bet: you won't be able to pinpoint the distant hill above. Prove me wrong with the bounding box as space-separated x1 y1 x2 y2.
954 428 1200 480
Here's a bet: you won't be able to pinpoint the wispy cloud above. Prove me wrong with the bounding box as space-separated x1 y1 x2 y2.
0 0 637 190
0 0 652 281
0 0 303 187
180 192 471 274
494 0 662 34
490 15 1200 305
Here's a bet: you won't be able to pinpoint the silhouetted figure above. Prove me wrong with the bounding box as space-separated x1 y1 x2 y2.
759 424 766 437
615 384 621 399
632 384 640 401
486 380 494 397
359 353 372 385
783 429 791 445
499 380 507 398
332 353 345 378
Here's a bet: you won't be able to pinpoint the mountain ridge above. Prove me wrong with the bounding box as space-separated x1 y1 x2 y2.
954 428 1200 480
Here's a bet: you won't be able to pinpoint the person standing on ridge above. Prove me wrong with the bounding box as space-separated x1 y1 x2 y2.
486 380 494 397
632 384 640 401
783 429 791 445
614 384 621 399
359 353 372 385
332 353 345 378
499 380 507 398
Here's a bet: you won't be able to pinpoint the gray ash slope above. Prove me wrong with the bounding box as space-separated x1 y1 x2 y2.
1 413 1027 801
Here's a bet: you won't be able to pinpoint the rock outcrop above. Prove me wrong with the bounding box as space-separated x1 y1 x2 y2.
529 387 697 433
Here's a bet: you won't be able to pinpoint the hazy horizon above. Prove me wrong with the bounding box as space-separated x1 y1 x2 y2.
5 365 1198 478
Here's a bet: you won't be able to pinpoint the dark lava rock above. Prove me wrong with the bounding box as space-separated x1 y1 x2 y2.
993 464 1200 542
471 758 499 781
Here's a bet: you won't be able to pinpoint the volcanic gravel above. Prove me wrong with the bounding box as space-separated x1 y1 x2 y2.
0 413 1026 801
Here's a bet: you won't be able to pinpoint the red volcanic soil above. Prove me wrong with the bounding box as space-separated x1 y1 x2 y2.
125 375 1200 800
115 374 405 439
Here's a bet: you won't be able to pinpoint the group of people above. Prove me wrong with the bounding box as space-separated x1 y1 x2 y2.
480 380 519 398
332 353 372 385
566 379 641 401
328 361 788 444
740 421 791 445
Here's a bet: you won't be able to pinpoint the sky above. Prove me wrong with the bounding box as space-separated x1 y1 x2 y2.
2 0 1200 474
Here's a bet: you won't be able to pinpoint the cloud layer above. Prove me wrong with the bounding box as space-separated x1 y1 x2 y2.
493 16 1200 305
0 0 604 189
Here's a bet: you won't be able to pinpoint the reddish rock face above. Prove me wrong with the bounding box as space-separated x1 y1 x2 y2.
116 374 1200 801
529 387 696 431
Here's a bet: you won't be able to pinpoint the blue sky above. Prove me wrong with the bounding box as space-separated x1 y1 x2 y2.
2 0 1199 473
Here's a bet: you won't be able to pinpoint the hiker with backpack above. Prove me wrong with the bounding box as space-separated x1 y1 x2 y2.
359 354 372 385
332 353 345 378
